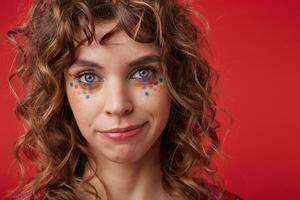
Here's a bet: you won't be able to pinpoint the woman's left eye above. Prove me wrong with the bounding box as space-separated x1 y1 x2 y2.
131 67 156 79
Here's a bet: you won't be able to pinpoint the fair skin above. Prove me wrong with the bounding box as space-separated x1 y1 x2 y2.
65 20 172 200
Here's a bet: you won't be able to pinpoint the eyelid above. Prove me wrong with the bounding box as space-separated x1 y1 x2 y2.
129 65 157 79
75 70 96 78
74 71 102 83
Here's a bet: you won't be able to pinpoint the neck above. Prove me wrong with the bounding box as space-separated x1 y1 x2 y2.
82 138 171 200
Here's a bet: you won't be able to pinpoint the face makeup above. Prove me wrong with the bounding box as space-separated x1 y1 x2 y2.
69 79 102 100
131 74 165 97
69 67 165 99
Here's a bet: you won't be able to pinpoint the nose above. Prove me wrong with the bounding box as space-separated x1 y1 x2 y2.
103 79 133 116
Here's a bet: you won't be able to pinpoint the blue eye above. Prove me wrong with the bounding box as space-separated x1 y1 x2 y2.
74 67 157 84
76 72 101 84
131 67 156 79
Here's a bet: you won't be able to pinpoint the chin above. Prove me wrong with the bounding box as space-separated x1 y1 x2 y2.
105 147 142 164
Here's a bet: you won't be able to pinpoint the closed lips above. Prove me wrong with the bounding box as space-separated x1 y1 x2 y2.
99 122 147 133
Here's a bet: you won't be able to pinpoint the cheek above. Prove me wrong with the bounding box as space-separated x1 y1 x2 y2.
68 79 102 100
131 75 171 117
66 79 101 135
129 74 165 97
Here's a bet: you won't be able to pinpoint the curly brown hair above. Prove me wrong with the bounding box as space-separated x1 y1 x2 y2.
7 0 226 199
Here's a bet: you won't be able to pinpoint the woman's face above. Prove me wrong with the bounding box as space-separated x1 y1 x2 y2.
65 20 171 164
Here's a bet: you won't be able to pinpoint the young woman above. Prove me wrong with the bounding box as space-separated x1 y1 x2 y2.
7 0 242 199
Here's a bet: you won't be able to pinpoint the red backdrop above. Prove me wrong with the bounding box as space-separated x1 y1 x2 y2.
1 1 299 199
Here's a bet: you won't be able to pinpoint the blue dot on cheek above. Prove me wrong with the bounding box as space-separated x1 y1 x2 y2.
145 91 150 96
70 81 74 87
85 95 90 99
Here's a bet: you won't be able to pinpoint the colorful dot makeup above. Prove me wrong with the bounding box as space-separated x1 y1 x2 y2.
131 75 165 96
69 79 101 99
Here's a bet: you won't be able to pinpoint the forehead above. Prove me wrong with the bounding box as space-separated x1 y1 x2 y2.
74 19 158 50
69 20 160 73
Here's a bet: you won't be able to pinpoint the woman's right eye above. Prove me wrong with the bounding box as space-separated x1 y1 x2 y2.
76 72 101 84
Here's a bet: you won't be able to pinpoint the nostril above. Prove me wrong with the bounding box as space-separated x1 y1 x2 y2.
105 102 133 116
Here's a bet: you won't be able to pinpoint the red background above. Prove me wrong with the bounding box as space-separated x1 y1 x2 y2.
1 0 300 199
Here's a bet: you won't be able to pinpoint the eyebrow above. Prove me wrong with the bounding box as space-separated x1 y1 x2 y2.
72 54 161 69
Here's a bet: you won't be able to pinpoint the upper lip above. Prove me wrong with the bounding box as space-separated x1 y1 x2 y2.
99 122 147 133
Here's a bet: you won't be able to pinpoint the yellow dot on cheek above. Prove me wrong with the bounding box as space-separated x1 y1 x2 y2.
94 85 102 92
132 80 141 87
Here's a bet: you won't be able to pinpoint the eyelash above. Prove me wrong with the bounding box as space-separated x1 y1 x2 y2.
74 66 157 84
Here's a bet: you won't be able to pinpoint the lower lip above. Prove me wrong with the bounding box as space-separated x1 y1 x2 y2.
100 123 146 141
